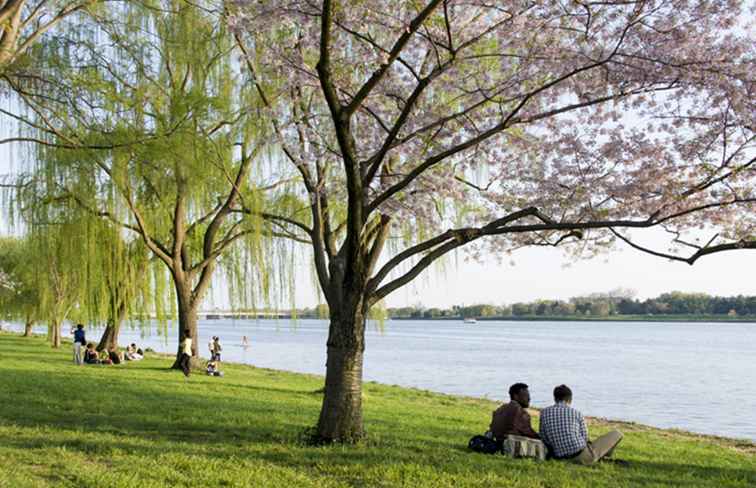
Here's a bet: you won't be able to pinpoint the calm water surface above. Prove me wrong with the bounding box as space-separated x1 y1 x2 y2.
13 319 756 441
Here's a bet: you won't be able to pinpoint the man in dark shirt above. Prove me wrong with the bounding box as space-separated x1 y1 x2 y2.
490 382 540 442
73 324 86 366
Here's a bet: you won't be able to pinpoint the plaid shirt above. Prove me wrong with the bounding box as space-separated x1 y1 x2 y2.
539 402 587 458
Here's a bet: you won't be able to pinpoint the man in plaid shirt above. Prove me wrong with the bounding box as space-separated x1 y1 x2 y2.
539 385 623 465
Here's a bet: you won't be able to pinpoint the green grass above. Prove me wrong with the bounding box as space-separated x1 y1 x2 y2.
0 333 753 487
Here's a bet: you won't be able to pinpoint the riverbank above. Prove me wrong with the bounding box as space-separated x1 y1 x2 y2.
0 333 753 487
391 314 756 323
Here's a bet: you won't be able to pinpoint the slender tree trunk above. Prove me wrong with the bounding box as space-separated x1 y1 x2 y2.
23 319 34 337
97 301 127 352
316 301 367 442
170 277 199 369
50 319 61 348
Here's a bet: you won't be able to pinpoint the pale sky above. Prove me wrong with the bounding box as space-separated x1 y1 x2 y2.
273 227 756 309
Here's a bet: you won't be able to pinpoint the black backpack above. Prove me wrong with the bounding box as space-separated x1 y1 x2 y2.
468 434 500 454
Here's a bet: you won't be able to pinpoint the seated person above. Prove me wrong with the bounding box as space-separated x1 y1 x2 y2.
99 350 113 365
108 347 123 365
84 343 100 364
126 343 143 361
539 385 623 465
490 382 540 443
206 361 223 377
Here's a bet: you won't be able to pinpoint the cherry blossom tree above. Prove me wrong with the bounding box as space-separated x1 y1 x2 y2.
232 0 755 442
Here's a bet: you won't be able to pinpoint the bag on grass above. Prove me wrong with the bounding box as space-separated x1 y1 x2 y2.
468 434 499 454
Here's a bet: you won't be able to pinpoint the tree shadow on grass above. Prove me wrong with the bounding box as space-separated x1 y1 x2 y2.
1 337 753 487
0 368 347 453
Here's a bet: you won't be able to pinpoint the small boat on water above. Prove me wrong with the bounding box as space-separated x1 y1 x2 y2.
463 317 477 324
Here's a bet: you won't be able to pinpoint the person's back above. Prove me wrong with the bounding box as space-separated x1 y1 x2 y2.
179 330 193 377
540 385 623 465
108 349 122 365
84 344 100 364
73 327 86 345
490 383 539 441
539 401 587 459
73 324 86 365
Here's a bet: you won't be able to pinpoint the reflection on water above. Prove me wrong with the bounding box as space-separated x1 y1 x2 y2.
10 318 756 441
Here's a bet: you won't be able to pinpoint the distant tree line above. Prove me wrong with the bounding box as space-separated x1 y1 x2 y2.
384 292 756 319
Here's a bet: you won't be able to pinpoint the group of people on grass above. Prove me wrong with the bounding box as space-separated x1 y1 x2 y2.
178 329 224 378
72 324 144 366
489 382 623 465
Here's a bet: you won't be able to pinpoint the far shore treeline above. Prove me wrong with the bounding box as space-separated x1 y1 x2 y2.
285 291 756 321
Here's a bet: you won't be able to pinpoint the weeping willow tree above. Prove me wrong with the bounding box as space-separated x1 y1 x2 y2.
0 1 98 76
6 0 295 365
94 239 151 351
0 236 40 335
25 218 86 348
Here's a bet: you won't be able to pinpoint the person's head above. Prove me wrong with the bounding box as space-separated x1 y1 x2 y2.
86 342 94 350
184 329 191 338
76 323 84 330
553 384 573 404
130 343 136 348
508 383 531 408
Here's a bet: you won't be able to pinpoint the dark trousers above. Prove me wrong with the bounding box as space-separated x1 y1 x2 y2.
179 353 191 377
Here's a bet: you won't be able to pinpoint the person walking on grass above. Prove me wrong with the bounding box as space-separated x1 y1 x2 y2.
73 324 86 366
179 329 192 377
539 384 623 465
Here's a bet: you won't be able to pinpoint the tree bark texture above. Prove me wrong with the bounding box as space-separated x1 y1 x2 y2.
316 304 367 442
170 278 199 369
23 319 34 337
50 319 61 348
97 300 127 351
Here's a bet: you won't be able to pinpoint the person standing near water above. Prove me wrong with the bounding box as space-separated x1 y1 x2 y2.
73 324 86 366
179 330 192 377
212 336 222 362
241 336 250 348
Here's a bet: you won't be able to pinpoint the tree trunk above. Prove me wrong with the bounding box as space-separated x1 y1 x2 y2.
23 319 34 337
97 323 118 352
170 278 199 369
97 301 127 352
316 305 367 443
50 320 61 348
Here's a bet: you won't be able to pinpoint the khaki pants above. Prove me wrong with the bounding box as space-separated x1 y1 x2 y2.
571 431 623 466
73 342 82 365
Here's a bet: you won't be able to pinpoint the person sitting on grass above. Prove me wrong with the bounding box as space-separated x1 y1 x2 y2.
99 350 112 365
126 343 143 361
490 383 540 444
108 347 124 365
206 360 223 377
84 343 100 364
539 384 623 465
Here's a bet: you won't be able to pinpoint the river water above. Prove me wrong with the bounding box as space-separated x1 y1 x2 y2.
9 318 756 441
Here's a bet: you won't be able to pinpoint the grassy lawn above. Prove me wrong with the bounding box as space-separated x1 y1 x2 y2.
0 333 753 487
